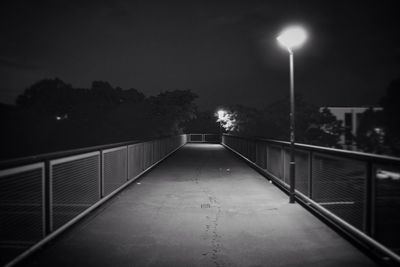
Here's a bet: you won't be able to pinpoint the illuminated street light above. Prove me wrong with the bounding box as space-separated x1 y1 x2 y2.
277 26 307 51
217 109 226 141
217 109 226 121
277 25 307 204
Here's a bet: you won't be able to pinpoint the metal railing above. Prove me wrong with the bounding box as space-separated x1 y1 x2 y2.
0 135 187 266
187 133 220 143
222 134 400 266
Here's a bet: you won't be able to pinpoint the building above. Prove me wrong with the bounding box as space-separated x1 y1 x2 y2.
320 107 383 147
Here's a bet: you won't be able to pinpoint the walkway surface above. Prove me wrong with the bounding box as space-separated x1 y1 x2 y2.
21 144 378 267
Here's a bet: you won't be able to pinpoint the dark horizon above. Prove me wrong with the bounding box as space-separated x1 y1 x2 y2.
1 0 399 110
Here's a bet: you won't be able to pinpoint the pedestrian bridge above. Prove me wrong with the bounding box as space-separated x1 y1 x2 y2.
1 134 399 266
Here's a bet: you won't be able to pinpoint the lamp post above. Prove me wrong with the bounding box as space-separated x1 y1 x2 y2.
277 26 307 203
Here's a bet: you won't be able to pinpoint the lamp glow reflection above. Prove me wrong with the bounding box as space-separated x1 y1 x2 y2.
277 25 308 204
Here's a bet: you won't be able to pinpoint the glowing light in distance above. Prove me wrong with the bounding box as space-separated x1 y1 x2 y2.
217 110 226 120
277 26 307 50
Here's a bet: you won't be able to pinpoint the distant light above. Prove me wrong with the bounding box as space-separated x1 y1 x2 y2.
277 26 307 50
217 110 226 120
55 114 69 121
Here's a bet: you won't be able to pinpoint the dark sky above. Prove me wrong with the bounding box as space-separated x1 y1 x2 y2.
1 0 399 110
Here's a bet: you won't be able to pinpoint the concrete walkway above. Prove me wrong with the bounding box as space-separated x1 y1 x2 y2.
22 144 377 267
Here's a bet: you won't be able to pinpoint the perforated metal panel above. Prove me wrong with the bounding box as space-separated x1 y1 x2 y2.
283 149 309 196
143 142 152 169
0 163 44 247
255 142 267 169
247 140 256 162
102 147 127 196
267 145 283 179
204 134 219 142
128 144 142 180
151 140 158 164
312 153 366 230
189 134 203 142
51 152 100 230
153 140 160 163
374 164 400 252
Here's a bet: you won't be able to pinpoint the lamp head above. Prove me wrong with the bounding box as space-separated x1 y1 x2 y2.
277 26 307 51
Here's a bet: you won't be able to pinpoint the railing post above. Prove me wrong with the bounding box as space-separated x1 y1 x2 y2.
365 161 375 236
44 160 52 235
308 150 313 199
126 146 129 181
100 151 105 197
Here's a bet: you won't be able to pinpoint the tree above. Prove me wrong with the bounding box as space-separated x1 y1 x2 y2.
184 111 220 134
216 108 239 133
356 108 387 154
380 77 400 154
3 78 201 159
16 78 73 117
305 108 344 148
149 90 198 135
221 95 344 148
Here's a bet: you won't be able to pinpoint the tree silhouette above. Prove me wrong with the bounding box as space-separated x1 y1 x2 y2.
218 95 343 148
380 77 400 154
356 108 387 154
305 108 343 148
1 79 199 159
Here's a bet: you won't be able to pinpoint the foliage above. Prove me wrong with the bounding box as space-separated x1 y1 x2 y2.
216 108 238 132
305 108 344 148
219 95 344 148
380 77 400 154
355 108 387 154
184 111 220 134
1 78 197 159
148 90 198 136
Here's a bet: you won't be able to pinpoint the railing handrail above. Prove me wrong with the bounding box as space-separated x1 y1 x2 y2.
0 135 185 169
223 133 400 164
1 134 188 267
222 134 400 266
187 133 219 135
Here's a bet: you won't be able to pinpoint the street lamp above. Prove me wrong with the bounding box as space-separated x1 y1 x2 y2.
217 110 226 121
217 109 226 140
277 25 307 203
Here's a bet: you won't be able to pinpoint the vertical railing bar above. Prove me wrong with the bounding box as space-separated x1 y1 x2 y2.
281 145 285 181
41 163 45 238
371 163 376 238
309 150 313 199
97 153 101 200
255 141 258 166
365 161 374 236
44 160 53 235
266 144 269 171
126 146 129 181
41 162 46 237
101 151 105 198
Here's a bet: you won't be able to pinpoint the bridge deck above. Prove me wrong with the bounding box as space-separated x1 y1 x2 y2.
22 144 377 267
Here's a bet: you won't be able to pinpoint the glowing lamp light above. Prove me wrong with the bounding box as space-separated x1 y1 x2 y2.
277 26 307 50
217 110 226 120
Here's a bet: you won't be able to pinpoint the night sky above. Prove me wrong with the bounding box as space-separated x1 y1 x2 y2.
1 0 399 110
